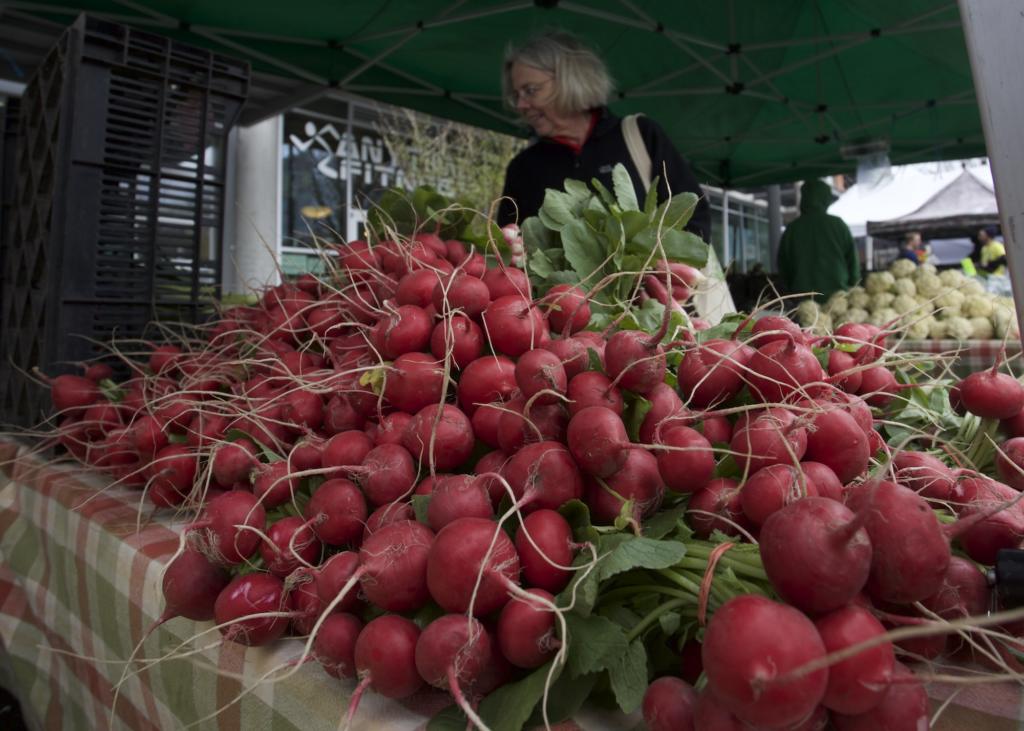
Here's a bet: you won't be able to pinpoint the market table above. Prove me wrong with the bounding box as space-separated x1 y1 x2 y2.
894 339 1023 377
1 441 1023 731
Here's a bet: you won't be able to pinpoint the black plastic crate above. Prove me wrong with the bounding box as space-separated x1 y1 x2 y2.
0 14 248 427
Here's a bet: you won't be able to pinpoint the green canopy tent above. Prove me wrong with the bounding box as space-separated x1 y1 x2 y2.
0 0 982 187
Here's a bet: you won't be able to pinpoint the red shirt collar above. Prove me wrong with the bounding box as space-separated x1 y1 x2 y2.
548 110 600 153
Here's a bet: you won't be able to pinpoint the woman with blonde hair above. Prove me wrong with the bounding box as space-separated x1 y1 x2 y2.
496 30 710 239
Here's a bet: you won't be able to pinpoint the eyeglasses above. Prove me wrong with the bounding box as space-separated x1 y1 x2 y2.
509 77 553 105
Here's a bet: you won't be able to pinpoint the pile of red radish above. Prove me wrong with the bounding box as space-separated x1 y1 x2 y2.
37 230 1024 731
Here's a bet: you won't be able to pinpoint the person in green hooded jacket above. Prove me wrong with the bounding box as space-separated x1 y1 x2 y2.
777 178 860 301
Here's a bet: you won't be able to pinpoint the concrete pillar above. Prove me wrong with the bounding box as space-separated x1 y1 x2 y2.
223 115 282 294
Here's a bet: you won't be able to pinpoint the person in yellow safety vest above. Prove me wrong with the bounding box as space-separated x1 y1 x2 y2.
963 226 1007 276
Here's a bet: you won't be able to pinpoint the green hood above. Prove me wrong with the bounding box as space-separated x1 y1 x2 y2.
799 179 835 214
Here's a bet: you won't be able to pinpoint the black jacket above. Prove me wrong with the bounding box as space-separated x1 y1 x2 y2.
497 108 712 240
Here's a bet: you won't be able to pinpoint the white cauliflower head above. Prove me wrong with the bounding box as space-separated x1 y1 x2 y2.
809 313 833 336
908 317 933 340
796 300 821 327
865 271 896 295
944 316 973 341
870 292 896 310
842 307 869 325
961 279 985 297
825 293 849 317
939 305 963 320
969 317 994 340
914 263 939 279
928 318 947 339
993 304 1020 339
892 278 917 297
869 307 899 328
938 269 966 289
963 295 994 319
849 290 871 310
915 273 942 298
892 294 918 315
935 289 966 310
888 258 917 278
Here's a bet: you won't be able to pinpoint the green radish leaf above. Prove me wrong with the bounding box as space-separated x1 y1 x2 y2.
623 394 653 443
544 271 582 289
635 299 667 334
587 348 604 373
597 536 688 582
563 178 593 203
613 501 635 531
167 432 189 445
591 178 617 209
523 672 599 728
644 177 661 217
656 191 699 230
538 190 577 231
564 614 629 677
609 640 649 713
612 163 640 211
522 215 557 252
658 610 682 636
812 346 831 371
413 601 446 629
643 504 688 540
411 494 432 525
98 378 124 403
479 660 559 731
426 706 466 731
562 220 606 282
557 553 601 616
697 312 751 343
529 247 555 279
602 604 643 632
660 228 709 267
714 453 741 479
621 210 650 240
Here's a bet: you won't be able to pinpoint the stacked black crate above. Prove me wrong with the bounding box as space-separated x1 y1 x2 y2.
0 15 248 426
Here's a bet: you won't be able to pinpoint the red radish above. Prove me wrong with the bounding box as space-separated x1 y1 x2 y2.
214 573 292 646
251 461 299 509
209 438 258 483
958 362 1024 419
687 478 747 538
363 501 416 540
893 451 955 501
148 445 198 506
432 273 491 318
514 509 574 593
321 430 374 474
496 398 567 453
483 266 531 300
827 350 862 393
655 425 714 493
289 435 326 473
845 480 951 604
515 348 567 405
396 269 442 308
1002 408 1024 438
803 408 870 484
759 497 872 614
696 415 732 445
567 406 630 478
542 336 590 381
949 476 1024 565
304 479 367 547
471 402 505 449
750 315 804 347
131 414 168 455
567 371 623 417
353 615 423 698
358 520 434 612
457 355 517 416
186 412 231 449
289 568 323 636
693 691 746 731
996 437 1024 491
427 517 520 616
830 662 928 731
189 490 266 566
159 547 231 623
834 322 885 363
638 382 686 443
800 462 843 502
357 443 417 506
604 329 667 395
541 284 590 334
702 594 828 728
497 589 559 669
746 336 824 403
415 614 494 697
730 408 808 474
475 450 511 508
427 475 493 531
372 305 432 359
259 517 322 577
148 344 182 375
445 239 469 264
317 552 363 614
83 362 114 382
585 447 664 524
314 613 363 678
383 352 446 414
430 315 484 369
81 401 123 439
814 605 894 715
481 295 548 357
372 413 412 447
642 677 697 731
922 556 989 620
280 390 324 432
503 441 584 512
857 366 898 408
740 464 816 526
403 404 474 472
676 339 754 409
322 394 366 435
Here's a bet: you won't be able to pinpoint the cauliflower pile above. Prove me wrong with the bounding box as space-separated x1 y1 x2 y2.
799 259 1020 340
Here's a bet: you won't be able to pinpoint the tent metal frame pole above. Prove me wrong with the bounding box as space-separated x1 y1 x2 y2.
241 83 334 126
742 20 961 52
195 28 328 84
3 0 172 26
957 0 1024 342
615 0 725 52
342 2 531 45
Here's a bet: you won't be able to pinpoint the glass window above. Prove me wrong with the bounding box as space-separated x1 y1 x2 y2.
281 110 350 249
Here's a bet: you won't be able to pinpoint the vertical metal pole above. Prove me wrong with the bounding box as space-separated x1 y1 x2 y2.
960 0 1024 342
767 184 782 272
722 189 731 265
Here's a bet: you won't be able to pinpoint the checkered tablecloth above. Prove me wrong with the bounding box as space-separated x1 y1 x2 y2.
0 441 1022 730
894 339 1024 376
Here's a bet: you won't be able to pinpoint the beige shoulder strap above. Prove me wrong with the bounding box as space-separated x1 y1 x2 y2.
621 113 653 192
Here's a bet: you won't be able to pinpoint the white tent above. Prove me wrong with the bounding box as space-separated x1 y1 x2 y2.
827 161 994 238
